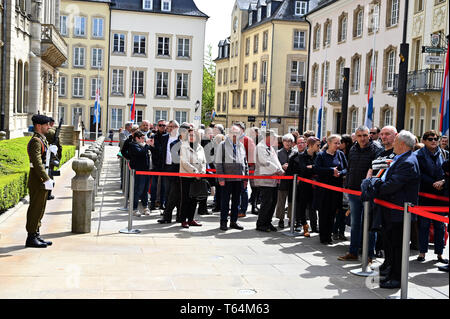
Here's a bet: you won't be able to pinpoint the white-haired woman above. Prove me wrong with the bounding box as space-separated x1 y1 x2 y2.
314 134 348 245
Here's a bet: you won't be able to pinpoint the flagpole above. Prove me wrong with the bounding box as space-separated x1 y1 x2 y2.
318 40 329 139
365 20 377 129
95 62 100 140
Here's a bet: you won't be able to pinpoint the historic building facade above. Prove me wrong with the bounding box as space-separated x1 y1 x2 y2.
398 0 448 137
58 0 110 137
1 0 67 139
214 0 317 133
306 0 404 136
108 0 207 129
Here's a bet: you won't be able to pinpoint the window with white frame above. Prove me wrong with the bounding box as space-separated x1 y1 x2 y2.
131 70 145 95
90 78 102 98
355 9 363 37
155 110 168 121
294 30 306 49
73 47 85 67
338 60 345 89
291 61 304 83
249 12 253 26
253 34 259 53
91 48 103 68
390 0 399 26
143 0 153 10
243 90 248 108
162 0 171 12
257 7 262 22
371 3 380 32
339 15 347 42
111 69 124 95
74 16 86 36
409 107 415 133
92 18 104 38
251 90 256 109
217 93 221 112
384 108 392 126
156 71 169 97
252 62 257 81
133 35 146 55
176 73 189 98
323 62 329 92
419 107 425 137
111 108 123 129
311 108 317 131
58 106 66 123
289 91 299 112
431 108 438 130
322 108 327 137
177 38 190 58
60 15 68 36
352 57 360 92
324 22 331 46
113 33 125 53
314 26 321 49
267 2 271 17
223 92 227 111
175 111 187 124
59 76 66 97
312 65 319 95
136 110 144 124
158 37 170 56
261 61 267 84
351 109 358 133
295 1 307 16
263 31 268 51
244 64 249 82
72 77 84 97
386 50 396 89
259 89 266 113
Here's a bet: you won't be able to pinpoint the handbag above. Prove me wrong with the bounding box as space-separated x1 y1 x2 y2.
189 179 209 200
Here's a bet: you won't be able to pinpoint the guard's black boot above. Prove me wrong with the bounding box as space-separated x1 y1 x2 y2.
47 191 55 200
25 233 47 248
36 232 52 246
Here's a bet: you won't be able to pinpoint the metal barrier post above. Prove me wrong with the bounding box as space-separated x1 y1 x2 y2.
284 174 301 237
119 169 140 234
400 202 412 299
350 201 377 277
118 160 130 211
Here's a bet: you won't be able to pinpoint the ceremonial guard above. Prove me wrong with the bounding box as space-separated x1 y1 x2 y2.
25 115 54 248
44 118 62 200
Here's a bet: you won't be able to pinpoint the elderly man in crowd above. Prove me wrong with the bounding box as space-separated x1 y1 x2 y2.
374 130 420 289
339 126 383 262
149 119 169 210
275 133 295 228
119 122 133 188
139 120 152 139
215 125 249 231
255 130 284 232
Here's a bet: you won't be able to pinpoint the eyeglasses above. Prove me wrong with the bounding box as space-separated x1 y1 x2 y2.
158 124 166 127
426 137 439 142
369 132 377 135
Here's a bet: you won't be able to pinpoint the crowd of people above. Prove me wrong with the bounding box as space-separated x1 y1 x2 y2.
117 119 449 287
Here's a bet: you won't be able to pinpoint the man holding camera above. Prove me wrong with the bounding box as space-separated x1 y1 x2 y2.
26 114 55 248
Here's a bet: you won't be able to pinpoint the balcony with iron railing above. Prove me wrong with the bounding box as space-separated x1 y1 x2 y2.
41 24 68 68
327 89 343 104
388 69 444 95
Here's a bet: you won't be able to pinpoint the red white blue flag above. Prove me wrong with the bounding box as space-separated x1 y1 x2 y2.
93 88 100 124
317 87 324 139
130 91 136 123
364 66 374 129
440 45 449 137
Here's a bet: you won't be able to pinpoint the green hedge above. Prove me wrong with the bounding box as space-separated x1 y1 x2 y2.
0 137 76 214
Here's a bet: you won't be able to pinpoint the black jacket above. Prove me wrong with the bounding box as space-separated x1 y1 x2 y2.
150 131 169 170
129 141 152 172
120 135 134 160
346 141 383 190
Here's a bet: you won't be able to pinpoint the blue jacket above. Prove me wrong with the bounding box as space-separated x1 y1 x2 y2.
414 147 445 196
376 150 420 223
129 141 152 172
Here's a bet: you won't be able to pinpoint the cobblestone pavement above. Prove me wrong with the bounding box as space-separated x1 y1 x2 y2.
0 146 448 299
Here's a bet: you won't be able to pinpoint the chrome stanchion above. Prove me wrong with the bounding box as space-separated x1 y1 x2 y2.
118 160 130 211
400 202 412 299
119 169 140 234
351 201 378 277
284 174 301 237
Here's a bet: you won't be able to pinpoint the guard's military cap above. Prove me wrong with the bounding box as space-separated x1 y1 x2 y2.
32 114 51 125
49 117 55 123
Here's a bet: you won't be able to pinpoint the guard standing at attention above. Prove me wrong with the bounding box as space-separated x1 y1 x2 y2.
44 118 62 200
25 114 54 248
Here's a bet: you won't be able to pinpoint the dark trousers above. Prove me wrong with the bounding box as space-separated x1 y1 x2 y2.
297 185 313 226
249 186 260 206
214 183 222 209
333 207 346 235
220 181 242 223
256 187 278 228
385 221 404 281
150 174 166 206
418 216 445 255
133 175 150 210
318 189 341 243
162 177 181 221
239 185 249 214
26 187 49 234
180 178 197 222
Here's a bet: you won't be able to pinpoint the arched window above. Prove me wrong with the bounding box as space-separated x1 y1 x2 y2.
17 61 23 113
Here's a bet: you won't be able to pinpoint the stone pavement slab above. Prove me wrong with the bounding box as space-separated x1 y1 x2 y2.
0 145 448 300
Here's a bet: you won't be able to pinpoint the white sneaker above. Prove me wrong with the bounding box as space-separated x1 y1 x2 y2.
133 210 142 217
143 207 151 216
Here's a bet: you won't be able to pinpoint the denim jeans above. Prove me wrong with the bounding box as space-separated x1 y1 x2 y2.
348 194 377 257
418 216 445 255
133 175 150 210
239 184 249 214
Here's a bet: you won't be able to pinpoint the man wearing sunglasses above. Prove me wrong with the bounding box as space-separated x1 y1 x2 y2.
415 130 448 265
149 119 169 211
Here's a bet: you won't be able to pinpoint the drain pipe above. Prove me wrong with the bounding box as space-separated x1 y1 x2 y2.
1 0 7 132
304 15 312 133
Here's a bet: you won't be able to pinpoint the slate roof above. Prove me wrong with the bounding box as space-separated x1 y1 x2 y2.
110 0 208 18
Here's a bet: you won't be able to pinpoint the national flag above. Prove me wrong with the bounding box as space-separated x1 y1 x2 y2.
317 87 324 139
440 45 449 137
130 91 136 123
93 88 100 124
364 65 374 129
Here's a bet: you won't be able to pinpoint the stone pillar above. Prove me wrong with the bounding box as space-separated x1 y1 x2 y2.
28 52 41 115
80 151 98 211
71 158 94 233
0 131 6 140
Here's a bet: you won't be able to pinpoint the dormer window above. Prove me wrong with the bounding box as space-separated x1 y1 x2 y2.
267 2 272 18
161 0 171 12
257 7 262 22
295 1 308 16
143 0 152 10
249 12 253 26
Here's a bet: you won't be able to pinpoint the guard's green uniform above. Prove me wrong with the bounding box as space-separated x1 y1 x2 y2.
26 132 50 234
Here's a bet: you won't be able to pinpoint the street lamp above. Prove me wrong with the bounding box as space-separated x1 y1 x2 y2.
195 100 200 113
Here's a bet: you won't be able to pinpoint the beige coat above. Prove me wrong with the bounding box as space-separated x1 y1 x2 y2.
179 141 207 177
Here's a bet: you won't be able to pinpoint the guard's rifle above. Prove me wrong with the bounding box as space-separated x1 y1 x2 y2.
47 117 64 179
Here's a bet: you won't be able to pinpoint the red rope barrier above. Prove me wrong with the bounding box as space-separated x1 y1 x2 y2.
408 206 449 223
135 170 293 180
80 139 120 143
418 192 448 202
414 206 448 213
